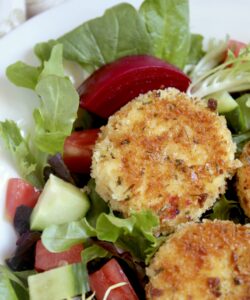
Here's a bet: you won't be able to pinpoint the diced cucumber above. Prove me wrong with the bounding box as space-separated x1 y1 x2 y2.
30 174 89 231
206 91 238 113
28 263 83 300
225 106 245 133
225 94 250 133
236 94 250 130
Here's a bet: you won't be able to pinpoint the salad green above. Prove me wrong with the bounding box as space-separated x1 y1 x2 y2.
0 266 31 300
42 210 160 263
1 0 250 299
0 121 44 188
139 0 190 68
1 44 79 188
188 45 250 98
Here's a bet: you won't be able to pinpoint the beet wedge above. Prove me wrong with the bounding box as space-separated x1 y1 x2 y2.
78 55 191 118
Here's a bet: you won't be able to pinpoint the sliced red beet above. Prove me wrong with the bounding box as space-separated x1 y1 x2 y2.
78 55 191 118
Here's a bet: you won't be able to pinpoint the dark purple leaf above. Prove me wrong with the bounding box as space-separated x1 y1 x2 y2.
14 205 33 236
46 153 75 184
6 231 40 271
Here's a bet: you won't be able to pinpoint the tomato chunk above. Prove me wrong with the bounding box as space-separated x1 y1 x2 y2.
224 39 247 61
89 258 138 300
6 178 40 221
63 129 99 173
227 39 247 57
35 240 83 272
79 55 191 118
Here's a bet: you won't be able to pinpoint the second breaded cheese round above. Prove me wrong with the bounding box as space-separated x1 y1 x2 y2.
91 88 239 232
146 221 250 299
236 141 250 217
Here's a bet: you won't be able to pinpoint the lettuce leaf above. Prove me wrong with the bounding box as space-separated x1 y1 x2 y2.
42 218 96 252
0 265 29 300
81 245 110 293
205 196 244 223
223 93 250 146
188 44 250 98
0 120 44 187
235 94 250 131
96 211 161 263
139 0 190 69
85 179 109 227
34 75 78 154
42 210 161 263
188 38 228 82
33 44 79 154
233 131 250 153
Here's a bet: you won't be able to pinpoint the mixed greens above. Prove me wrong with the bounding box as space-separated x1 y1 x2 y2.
1 0 250 299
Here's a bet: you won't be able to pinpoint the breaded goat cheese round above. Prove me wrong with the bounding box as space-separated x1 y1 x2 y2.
91 88 239 232
236 141 250 217
146 221 250 300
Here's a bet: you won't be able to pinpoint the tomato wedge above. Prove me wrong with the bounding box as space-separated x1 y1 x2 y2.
79 55 191 118
35 240 83 272
89 258 138 300
63 129 99 173
6 178 40 221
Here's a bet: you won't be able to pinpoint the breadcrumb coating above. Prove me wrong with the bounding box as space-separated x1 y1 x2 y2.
146 220 250 300
236 141 250 217
92 88 239 232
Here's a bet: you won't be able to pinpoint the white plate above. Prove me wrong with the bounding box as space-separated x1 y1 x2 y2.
0 0 249 264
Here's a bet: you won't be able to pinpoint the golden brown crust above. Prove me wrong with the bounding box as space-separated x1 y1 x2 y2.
146 220 250 300
92 88 239 232
236 142 250 217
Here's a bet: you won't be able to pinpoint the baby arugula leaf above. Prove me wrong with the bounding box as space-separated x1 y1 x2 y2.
6 43 64 90
33 44 79 154
186 34 205 66
1 44 79 186
39 44 64 79
6 62 41 90
35 3 152 72
34 40 58 62
139 0 190 69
